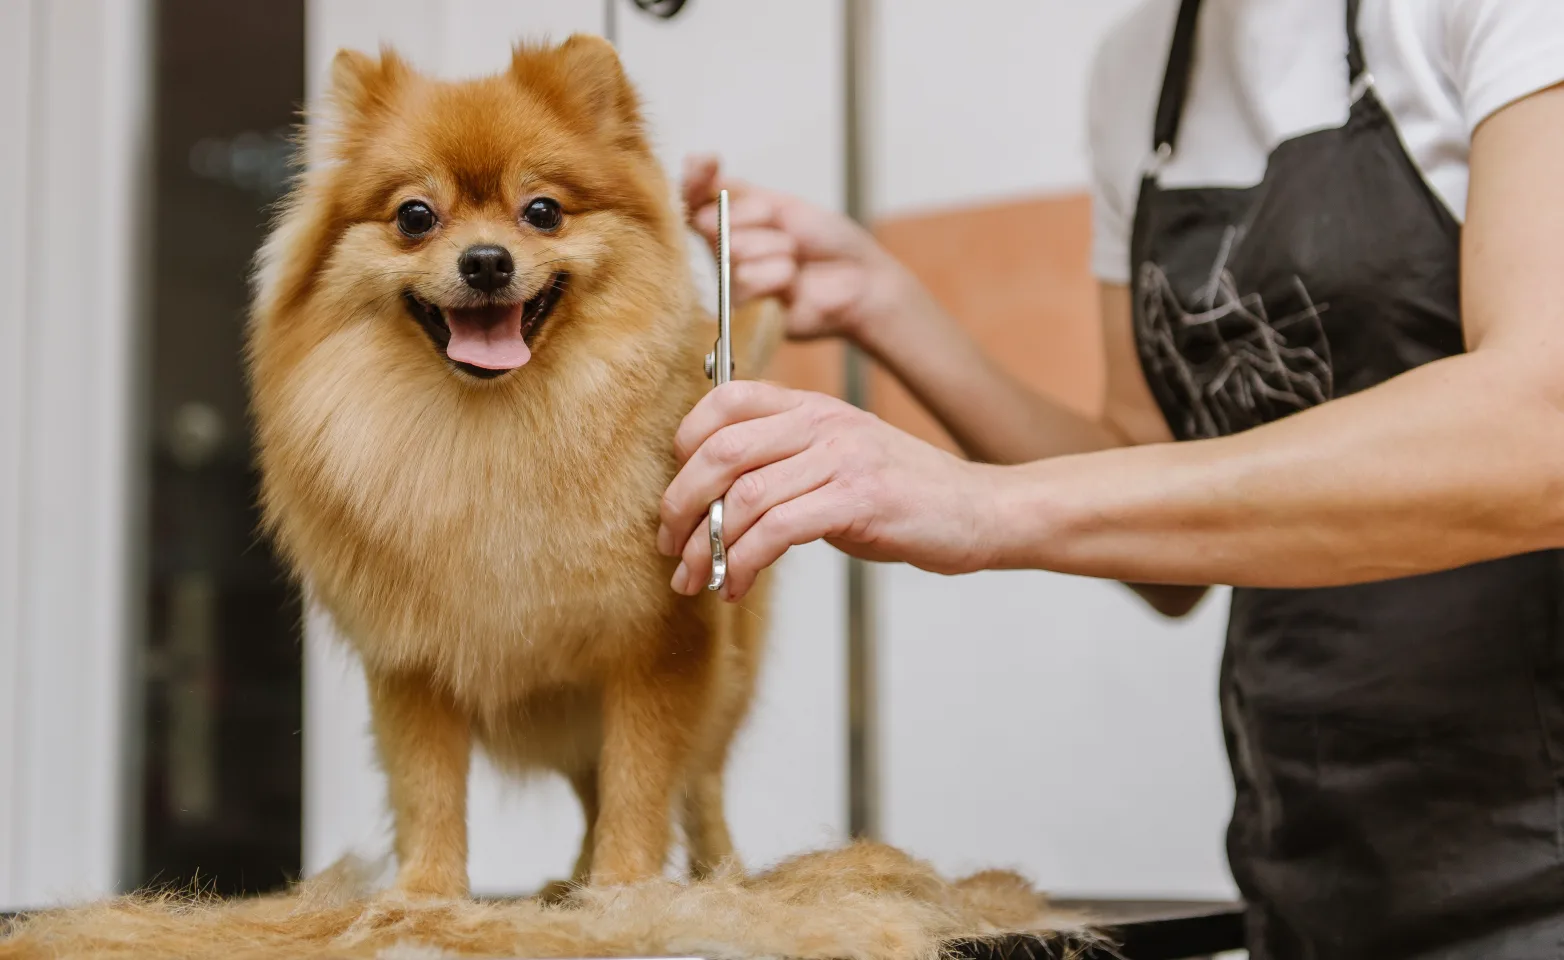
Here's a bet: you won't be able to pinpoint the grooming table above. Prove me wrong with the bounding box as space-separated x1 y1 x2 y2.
956 899 1245 959
6 899 1243 959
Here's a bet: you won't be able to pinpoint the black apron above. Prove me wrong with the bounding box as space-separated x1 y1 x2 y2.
1130 1 1564 957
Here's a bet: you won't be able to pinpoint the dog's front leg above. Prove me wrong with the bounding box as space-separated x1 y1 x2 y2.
591 643 709 884
368 669 471 898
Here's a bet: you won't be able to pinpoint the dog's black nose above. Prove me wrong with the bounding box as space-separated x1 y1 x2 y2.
458 244 514 293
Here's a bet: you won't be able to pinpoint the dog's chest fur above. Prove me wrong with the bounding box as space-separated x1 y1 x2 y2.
266 322 706 712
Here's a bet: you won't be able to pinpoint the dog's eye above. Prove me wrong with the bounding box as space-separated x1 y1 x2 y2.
522 197 563 231
396 200 437 238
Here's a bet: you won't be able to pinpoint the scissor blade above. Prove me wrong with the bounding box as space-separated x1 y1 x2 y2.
707 189 732 592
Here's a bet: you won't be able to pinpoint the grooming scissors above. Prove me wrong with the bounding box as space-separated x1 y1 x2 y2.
703 190 734 591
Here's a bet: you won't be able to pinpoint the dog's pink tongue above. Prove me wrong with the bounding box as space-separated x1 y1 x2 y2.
444 304 532 370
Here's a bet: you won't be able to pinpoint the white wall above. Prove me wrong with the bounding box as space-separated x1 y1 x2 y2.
874 1 1149 216
879 572 1234 899
870 0 1236 900
301 0 849 894
0 0 151 910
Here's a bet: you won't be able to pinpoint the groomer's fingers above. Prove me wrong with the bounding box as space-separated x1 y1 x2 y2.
659 405 817 556
734 256 798 303
715 487 858 600
786 260 871 335
674 445 835 588
682 154 721 217
682 156 779 217
691 193 780 242
671 381 809 466
729 228 797 262
668 513 712 595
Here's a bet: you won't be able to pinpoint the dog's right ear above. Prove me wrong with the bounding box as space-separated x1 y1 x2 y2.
326 46 410 121
510 35 645 149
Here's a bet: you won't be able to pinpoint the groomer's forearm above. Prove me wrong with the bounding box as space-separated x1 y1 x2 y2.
993 350 1564 587
853 268 1123 464
853 270 1208 615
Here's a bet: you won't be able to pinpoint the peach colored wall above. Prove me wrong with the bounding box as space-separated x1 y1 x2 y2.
769 339 845 400
871 193 1104 451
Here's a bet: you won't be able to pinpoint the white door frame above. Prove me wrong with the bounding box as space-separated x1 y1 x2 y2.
0 0 153 909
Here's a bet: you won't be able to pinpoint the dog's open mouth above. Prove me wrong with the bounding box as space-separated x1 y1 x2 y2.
403 272 569 379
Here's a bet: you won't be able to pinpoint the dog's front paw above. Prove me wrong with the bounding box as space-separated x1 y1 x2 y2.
386 864 469 902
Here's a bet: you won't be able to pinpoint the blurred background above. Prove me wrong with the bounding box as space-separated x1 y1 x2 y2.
0 0 1235 911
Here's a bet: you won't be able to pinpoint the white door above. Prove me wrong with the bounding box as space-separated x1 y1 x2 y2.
301 0 850 895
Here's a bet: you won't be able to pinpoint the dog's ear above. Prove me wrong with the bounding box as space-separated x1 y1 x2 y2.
301 46 409 169
326 46 410 121
511 35 645 147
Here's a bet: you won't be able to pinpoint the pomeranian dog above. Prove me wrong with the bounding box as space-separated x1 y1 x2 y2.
246 36 779 898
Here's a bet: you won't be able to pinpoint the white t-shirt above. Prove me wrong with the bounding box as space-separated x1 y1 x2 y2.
1089 0 1564 285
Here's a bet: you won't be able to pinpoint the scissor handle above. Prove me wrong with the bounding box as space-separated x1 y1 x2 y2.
707 499 727 591
706 190 733 591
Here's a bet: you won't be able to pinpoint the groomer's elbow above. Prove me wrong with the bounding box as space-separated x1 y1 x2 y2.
1468 350 1564 554
1537 440 1564 552
1128 583 1209 618
1525 381 1564 551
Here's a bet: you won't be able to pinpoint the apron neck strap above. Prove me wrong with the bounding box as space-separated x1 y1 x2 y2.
1152 0 1203 156
1346 0 1367 82
1151 0 1372 159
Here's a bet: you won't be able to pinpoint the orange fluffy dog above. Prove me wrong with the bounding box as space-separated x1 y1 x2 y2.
246 36 777 897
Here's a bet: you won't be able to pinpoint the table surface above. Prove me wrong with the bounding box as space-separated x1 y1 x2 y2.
1058 898 1240 923
963 899 1247 960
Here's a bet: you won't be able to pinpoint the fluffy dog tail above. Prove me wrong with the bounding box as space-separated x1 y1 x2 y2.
732 296 786 380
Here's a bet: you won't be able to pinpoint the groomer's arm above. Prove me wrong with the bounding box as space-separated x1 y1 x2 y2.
840 263 1130 463
685 157 1124 463
661 86 1564 600
684 159 1207 614
822 272 1209 614
992 84 1564 588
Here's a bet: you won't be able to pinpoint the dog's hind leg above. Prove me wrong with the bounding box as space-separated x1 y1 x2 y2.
591 620 718 884
682 578 767 879
536 767 599 902
732 296 785 377
568 767 599 883
682 770 735 880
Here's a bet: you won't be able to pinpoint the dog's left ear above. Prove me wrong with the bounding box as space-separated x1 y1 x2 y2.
511 35 645 147
328 46 411 122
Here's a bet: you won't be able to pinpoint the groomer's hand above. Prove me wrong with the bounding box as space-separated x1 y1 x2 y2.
657 381 1003 601
682 154 914 343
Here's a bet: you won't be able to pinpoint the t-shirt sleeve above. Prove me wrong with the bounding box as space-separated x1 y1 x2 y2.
1088 32 1135 286
1442 0 1564 135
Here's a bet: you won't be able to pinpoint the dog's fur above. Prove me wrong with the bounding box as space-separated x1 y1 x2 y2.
246 36 781 896
0 844 1088 960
